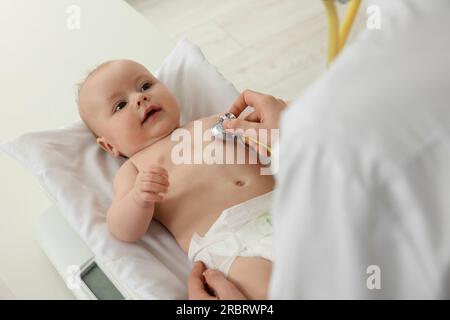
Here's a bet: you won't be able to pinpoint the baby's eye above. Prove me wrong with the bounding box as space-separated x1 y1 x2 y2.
114 101 127 112
141 82 152 91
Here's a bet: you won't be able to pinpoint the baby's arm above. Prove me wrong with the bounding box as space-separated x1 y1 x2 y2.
107 160 169 242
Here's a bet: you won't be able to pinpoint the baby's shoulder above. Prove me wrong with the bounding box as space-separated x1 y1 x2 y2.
115 159 138 182
111 159 138 195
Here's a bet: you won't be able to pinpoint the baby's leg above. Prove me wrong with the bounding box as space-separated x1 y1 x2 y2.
227 257 272 300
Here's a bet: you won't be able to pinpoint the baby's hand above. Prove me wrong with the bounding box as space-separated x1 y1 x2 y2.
133 166 169 207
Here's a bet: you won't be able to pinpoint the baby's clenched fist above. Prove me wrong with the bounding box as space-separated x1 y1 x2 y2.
133 166 169 207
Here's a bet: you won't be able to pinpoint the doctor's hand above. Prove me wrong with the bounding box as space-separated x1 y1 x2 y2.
223 90 288 153
188 261 247 300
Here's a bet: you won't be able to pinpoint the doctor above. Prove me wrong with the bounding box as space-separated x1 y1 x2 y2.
188 0 450 299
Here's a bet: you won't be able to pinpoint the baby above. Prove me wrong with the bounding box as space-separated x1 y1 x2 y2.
77 59 275 299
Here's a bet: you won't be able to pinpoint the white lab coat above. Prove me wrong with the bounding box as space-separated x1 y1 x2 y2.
269 0 450 299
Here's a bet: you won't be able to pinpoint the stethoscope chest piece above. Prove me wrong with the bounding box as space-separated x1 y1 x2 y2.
211 112 238 142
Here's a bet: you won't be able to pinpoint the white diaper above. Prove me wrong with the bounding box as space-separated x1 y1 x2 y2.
188 191 273 276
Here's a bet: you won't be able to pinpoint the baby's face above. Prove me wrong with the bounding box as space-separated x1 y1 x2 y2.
79 60 180 157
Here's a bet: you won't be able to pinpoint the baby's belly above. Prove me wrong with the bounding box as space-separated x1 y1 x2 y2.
154 162 275 252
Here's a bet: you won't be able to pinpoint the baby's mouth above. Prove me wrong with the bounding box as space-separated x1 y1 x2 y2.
142 106 162 124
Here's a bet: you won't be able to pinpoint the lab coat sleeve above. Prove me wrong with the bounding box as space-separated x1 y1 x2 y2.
269 123 442 299
270 125 379 299
268 0 450 299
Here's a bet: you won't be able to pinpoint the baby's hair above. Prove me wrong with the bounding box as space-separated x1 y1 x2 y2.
75 60 114 138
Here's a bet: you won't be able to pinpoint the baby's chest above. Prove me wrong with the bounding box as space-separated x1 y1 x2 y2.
132 143 171 171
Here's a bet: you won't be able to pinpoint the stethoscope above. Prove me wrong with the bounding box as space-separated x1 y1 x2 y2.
211 0 361 151
323 0 361 64
211 112 272 153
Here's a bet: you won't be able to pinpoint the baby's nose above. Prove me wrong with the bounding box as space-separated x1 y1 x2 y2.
137 96 148 107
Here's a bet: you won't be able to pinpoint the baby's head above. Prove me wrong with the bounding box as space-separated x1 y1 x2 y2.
77 60 181 158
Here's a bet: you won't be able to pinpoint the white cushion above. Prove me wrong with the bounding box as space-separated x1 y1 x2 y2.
157 39 239 125
0 38 239 299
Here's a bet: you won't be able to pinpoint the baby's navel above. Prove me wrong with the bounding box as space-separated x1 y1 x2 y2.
234 179 246 187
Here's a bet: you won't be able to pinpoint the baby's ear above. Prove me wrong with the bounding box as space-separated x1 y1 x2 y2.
96 137 120 157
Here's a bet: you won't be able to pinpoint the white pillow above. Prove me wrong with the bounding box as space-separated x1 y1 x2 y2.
157 39 239 125
0 38 239 299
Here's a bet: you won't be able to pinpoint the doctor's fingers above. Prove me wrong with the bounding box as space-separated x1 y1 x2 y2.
244 110 261 123
228 91 286 129
188 262 217 300
223 118 273 147
203 269 246 300
228 89 274 118
222 118 262 132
